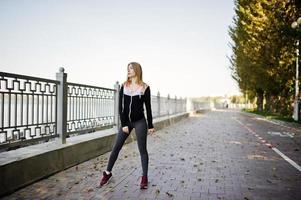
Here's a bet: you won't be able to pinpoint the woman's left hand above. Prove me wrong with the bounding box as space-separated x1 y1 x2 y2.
148 128 155 135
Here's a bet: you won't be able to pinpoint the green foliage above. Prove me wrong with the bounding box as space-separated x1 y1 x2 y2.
243 108 297 123
230 95 245 104
229 0 300 116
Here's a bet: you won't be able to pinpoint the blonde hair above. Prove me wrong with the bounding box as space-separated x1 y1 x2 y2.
124 62 143 86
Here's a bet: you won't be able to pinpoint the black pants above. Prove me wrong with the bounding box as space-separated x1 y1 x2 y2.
106 117 149 176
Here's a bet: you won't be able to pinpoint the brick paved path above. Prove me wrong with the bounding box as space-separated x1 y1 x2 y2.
2 110 301 200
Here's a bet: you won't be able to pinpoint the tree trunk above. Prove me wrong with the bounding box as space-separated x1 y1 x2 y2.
264 92 272 112
256 89 264 112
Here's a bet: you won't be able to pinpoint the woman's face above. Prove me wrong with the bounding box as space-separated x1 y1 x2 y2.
127 64 136 78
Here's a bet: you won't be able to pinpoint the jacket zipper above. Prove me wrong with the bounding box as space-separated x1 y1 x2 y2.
122 93 124 113
128 95 132 122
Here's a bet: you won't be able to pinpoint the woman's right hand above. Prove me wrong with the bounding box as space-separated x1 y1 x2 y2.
122 126 129 134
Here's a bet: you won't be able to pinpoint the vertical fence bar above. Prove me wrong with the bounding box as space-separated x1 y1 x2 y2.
157 91 160 117
184 98 186 112
1 92 4 130
167 94 170 115
179 97 182 113
56 67 67 144
114 81 120 133
173 96 178 114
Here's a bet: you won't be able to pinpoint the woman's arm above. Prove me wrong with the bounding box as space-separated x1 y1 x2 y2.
119 85 127 128
144 86 154 129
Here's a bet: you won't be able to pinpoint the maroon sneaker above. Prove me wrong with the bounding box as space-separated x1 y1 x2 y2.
140 176 148 189
100 171 112 187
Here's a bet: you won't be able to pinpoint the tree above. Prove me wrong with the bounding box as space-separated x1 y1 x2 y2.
229 0 300 116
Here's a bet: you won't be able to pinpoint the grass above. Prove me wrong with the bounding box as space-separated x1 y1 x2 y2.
242 108 299 123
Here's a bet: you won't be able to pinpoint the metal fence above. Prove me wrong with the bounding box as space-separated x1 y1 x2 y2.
0 68 189 150
66 82 115 136
0 72 59 150
151 93 187 118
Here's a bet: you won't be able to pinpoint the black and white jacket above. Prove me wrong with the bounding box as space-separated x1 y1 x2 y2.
119 83 154 129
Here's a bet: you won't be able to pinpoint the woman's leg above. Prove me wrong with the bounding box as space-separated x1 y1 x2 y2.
134 118 149 177
106 126 133 172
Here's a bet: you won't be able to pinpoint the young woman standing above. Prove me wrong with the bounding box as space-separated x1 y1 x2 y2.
100 62 155 189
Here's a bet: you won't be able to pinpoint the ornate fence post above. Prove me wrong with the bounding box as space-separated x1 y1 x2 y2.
157 91 160 117
180 97 183 113
56 67 68 144
167 94 170 115
175 95 177 114
114 81 120 133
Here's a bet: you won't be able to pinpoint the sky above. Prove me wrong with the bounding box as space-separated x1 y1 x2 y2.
0 0 240 98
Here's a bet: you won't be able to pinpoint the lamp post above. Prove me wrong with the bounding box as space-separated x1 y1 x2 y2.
291 17 301 121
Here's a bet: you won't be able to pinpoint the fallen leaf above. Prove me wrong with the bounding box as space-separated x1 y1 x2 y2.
266 179 272 184
166 192 173 197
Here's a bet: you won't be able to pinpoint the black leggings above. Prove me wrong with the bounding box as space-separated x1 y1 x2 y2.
106 117 149 176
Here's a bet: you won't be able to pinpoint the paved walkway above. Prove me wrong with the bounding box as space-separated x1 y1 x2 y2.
2 110 301 200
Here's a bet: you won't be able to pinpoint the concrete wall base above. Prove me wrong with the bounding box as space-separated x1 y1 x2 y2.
0 112 190 197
